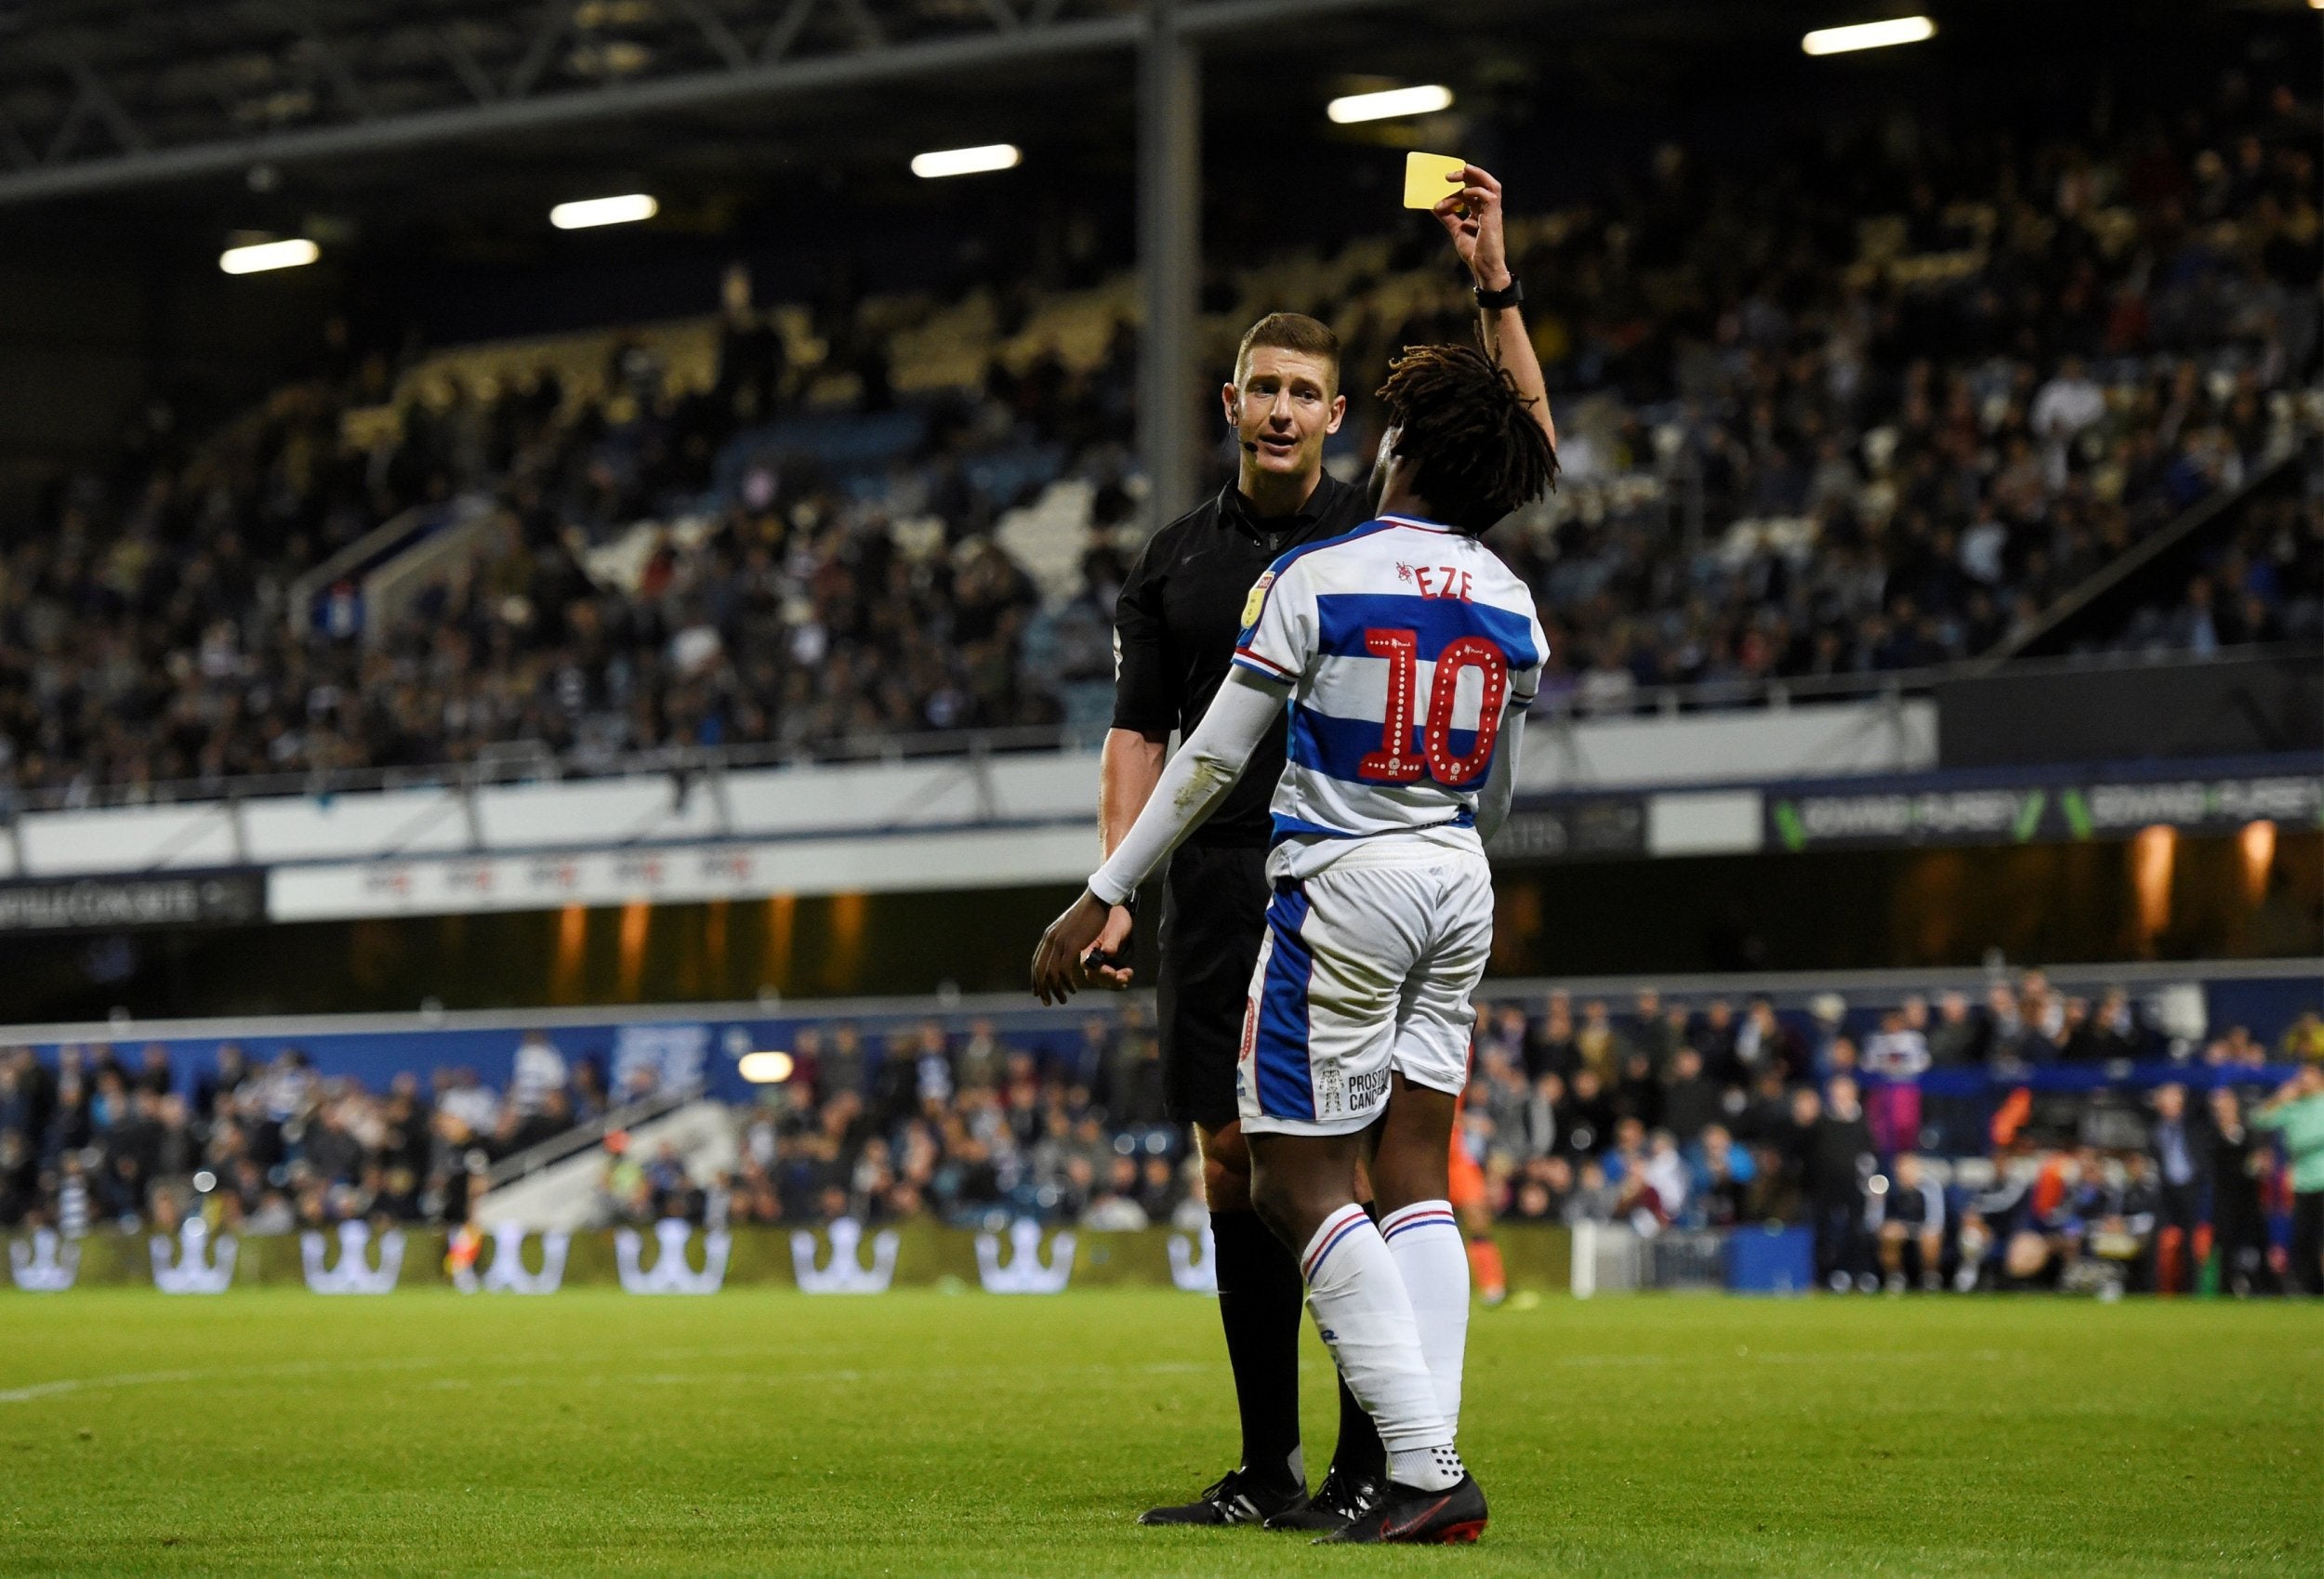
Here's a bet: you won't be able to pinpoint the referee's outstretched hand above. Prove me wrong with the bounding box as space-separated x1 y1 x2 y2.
1433 163 1512 292
1031 888 1111 1005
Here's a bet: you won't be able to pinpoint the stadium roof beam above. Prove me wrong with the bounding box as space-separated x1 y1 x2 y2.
1140 0 1201 528
0 0 1423 208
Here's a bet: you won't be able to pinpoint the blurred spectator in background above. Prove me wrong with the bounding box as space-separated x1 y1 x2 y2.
1692 1000 1739 1086
1743 996 1809 1086
1659 1046 1722 1146
1928 992 1983 1067
2146 1085 2207 1296
1531 991 1578 1082
2206 1087 2275 1296
1863 1003 1932 1157
2251 1063 2324 1295
1876 1152 1947 1293
435 1069 498 1137
1094 1006 1168 1129
1578 1000 1622 1083
2080 1151 2160 1292
1807 1078 1877 1291
1628 991 1678 1071
819 1025 867 1105
1688 1125 1753 1230
1565 1159 1620 1227
509 1033 569 1116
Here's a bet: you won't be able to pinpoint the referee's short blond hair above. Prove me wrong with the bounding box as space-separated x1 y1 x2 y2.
1235 312 1340 394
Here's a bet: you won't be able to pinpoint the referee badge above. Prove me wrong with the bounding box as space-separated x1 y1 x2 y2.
1240 570 1275 628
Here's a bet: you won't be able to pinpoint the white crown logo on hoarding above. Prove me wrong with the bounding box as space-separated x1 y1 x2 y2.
300 1220 405 1294
8 1228 78 1292
614 1217 730 1295
974 1217 1074 1294
151 1219 237 1294
454 1223 570 1295
1168 1224 1218 1294
790 1217 899 1294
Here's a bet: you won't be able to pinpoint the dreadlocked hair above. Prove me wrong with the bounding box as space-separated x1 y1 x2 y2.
1374 341 1559 533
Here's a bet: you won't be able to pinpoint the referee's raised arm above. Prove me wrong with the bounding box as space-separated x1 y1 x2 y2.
1433 163 1559 459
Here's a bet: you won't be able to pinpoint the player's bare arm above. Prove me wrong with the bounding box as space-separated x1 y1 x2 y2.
1433 164 1557 454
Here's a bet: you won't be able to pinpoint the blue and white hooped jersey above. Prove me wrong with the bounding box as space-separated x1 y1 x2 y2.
1231 513 1546 850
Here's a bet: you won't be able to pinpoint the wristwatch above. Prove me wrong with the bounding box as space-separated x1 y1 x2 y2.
1474 276 1524 311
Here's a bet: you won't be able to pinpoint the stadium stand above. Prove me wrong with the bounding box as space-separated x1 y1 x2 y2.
3 970 2318 1296
3 65 2318 803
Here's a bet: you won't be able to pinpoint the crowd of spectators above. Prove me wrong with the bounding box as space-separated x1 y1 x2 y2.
5 972 2320 1297
0 1009 1196 1244
4 66 2320 803
0 1033 612 1240
1459 977 2324 1296
1317 72 2324 711
624 1010 1195 1232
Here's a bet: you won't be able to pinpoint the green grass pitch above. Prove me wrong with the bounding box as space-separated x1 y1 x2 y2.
1 1289 2317 1576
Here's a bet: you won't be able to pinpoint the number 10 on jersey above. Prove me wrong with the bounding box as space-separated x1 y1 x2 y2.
1355 627 1510 786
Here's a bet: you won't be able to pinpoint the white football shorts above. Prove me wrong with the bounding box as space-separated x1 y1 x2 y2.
1235 839 1494 1136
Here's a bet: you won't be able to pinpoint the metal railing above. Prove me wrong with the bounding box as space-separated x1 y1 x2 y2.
482 1081 704 1191
0 721 1108 818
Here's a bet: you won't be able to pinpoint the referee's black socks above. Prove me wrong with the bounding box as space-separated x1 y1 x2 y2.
1209 1206 1307 1492
1330 1210 1388 1484
1210 1205 1388 1493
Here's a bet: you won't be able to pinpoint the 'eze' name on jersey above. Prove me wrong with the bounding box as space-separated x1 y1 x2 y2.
1395 562 1473 600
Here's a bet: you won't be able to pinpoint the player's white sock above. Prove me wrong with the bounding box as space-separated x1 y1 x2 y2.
1296 1204 1459 1491
1388 1441 1469 1492
1380 1199 1470 1435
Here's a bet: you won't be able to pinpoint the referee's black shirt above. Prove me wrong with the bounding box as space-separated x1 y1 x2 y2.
1110 471 1371 849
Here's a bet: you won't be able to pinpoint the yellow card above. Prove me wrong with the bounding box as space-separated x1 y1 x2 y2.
1403 151 1468 209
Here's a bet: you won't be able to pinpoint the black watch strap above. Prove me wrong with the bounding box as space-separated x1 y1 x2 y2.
1474 277 1524 311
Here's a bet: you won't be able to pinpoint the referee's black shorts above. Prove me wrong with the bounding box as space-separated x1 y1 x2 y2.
1155 841 1270 1132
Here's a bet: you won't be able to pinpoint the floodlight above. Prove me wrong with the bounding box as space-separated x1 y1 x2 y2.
1327 84 1454 125
219 238 319 274
549 193 659 230
738 1050 797 1084
1801 17 1935 55
911 144 1022 178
